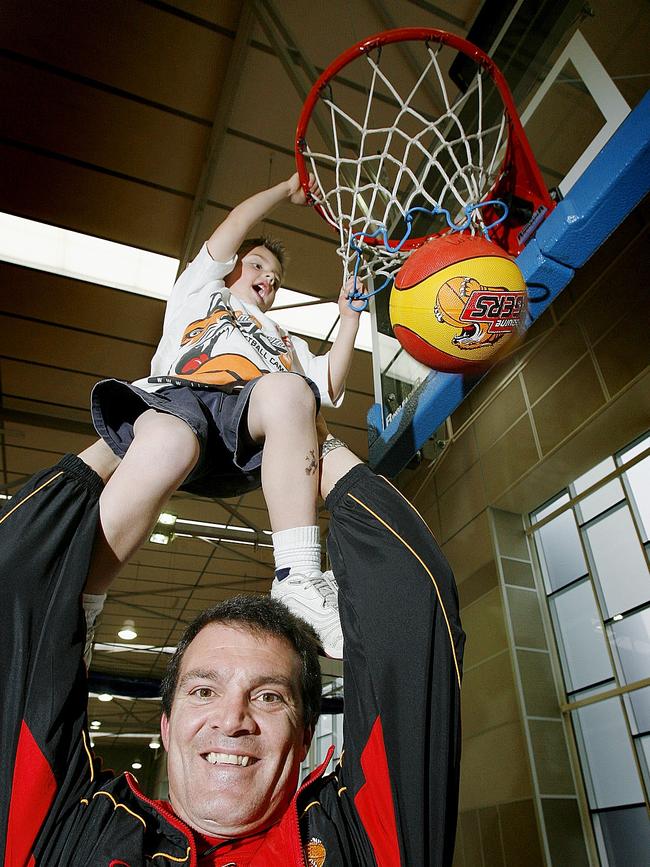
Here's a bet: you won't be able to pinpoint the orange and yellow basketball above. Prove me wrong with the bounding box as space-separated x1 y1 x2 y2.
390 234 528 375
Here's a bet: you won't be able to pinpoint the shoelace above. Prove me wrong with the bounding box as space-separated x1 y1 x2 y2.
310 573 339 610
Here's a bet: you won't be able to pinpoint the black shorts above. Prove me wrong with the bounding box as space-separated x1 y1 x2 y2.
91 375 320 498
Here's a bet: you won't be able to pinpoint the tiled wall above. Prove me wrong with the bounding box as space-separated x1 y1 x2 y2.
396 204 649 865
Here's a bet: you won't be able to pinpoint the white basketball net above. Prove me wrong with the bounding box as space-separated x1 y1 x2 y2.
300 40 510 286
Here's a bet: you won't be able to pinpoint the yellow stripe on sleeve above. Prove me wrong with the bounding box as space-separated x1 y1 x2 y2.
0 472 63 526
347 493 462 690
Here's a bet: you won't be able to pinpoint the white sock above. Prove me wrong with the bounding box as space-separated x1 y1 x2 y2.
81 592 107 668
272 526 321 581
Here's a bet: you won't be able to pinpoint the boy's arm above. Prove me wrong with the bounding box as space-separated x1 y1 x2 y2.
206 172 310 262
327 277 365 403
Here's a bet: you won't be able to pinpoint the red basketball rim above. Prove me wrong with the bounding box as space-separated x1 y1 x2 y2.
295 27 554 256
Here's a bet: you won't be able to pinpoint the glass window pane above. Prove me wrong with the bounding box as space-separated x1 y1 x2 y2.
574 457 624 524
623 686 650 736
532 492 570 524
574 457 614 490
624 456 650 542
573 696 644 808
585 505 650 616
611 608 650 685
619 435 649 465
551 581 613 691
535 510 588 592
638 734 650 789
595 806 650 867
612 609 650 732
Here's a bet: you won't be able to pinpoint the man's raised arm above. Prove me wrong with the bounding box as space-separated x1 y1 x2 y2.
0 456 104 863
319 437 465 867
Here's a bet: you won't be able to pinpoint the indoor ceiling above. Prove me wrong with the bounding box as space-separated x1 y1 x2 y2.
1 0 647 749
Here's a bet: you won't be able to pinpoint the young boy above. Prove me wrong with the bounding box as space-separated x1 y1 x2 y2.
78 172 363 657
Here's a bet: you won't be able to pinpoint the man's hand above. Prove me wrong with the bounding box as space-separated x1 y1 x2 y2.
338 275 367 318
287 172 317 206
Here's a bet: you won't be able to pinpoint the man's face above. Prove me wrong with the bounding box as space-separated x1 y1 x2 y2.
226 245 282 313
160 623 312 838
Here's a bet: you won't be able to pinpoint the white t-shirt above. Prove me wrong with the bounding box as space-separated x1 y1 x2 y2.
133 244 341 408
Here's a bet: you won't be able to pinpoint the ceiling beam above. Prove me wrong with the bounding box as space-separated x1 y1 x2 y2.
0 407 95 437
253 0 376 216
252 0 315 104
178 0 256 271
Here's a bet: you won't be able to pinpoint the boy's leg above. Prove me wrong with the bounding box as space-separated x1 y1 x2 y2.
78 437 122 483
82 409 200 595
246 372 319 530
246 373 342 656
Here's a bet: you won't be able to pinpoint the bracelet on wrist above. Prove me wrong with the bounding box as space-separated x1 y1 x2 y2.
320 437 348 460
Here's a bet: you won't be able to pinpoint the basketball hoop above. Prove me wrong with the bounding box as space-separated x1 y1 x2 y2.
295 28 554 291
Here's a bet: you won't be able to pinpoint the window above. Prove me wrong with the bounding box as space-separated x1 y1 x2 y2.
574 457 624 524
530 431 650 867
533 496 588 593
584 505 650 617
549 579 613 692
572 692 644 808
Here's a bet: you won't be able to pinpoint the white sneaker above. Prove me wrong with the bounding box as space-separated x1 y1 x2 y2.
271 569 343 658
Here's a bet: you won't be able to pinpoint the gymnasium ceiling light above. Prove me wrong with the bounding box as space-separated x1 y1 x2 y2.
150 512 177 545
118 620 138 641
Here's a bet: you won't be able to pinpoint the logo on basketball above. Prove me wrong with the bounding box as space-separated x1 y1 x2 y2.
435 276 525 349
390 235 528 375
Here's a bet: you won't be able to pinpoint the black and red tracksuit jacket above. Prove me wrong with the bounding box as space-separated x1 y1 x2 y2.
0 456 464 866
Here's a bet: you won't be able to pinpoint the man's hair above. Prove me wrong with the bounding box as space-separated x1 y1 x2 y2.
238 236 287 282
160 594 322 729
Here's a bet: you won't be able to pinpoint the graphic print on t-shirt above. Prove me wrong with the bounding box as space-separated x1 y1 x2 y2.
171 291 292 389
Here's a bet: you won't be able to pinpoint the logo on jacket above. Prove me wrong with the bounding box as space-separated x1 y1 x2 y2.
306 837 326 866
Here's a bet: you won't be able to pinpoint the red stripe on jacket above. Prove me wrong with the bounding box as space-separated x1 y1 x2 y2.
354 717 401 867
5 720 57 867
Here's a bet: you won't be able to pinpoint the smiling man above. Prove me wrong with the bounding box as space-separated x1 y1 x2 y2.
157 601 322 859
0 435 464 866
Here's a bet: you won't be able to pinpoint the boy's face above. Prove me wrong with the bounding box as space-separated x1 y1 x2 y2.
226 245 282 313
